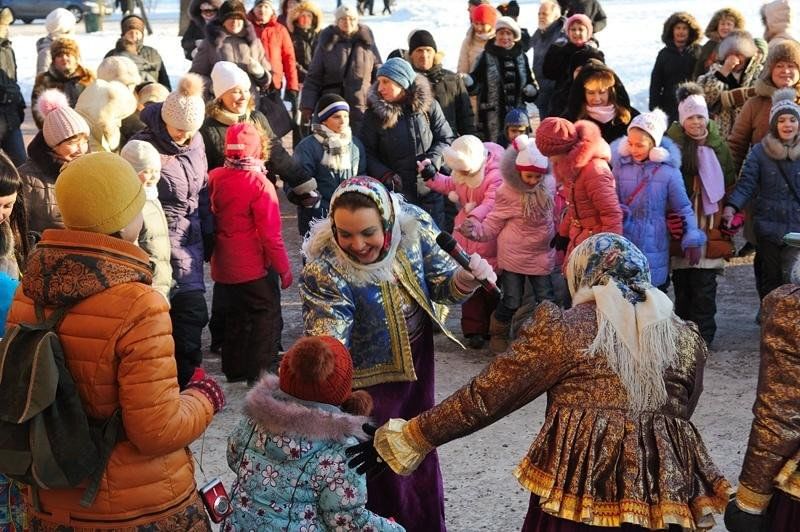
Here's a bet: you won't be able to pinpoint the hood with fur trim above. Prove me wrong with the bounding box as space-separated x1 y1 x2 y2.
287 0 323 33
318 23 375 53
244 375 369 443
568 120 612 169
611 135 682 168
499 142 541 193
205 15 259 48
188 0 224 29
367 73 434 130
703 8 745 42
661 12 702 47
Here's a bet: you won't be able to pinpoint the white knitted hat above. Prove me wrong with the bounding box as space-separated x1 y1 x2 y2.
37 89 90 148
513 135 547 173
45 8 76 36
443 135 486 174
97 56 141 89
495 16 521 41
121 140 162 174
628 109 668 147
161 73 205 132
335 5 358 21
677 95 709 125
211 61 252 99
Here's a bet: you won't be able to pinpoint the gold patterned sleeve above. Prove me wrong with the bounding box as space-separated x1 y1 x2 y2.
415 301 574 447
737 285 800 512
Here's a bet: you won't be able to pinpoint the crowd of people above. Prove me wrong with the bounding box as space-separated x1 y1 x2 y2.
0 0 799 531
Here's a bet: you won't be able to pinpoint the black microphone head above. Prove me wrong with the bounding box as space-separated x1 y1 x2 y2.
435 232 458 253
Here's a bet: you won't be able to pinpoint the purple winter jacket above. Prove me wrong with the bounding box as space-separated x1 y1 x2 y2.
131 104 212 294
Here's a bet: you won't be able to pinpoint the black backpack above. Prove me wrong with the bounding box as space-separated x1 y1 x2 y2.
0 305 123 508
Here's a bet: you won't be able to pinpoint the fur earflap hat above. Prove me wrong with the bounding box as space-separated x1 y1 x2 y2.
37 89 90 148
120 139 162 175
443 135 486 181
210 61 251 99
279 336 356 407
45 7 76 37
97 56 141 88
624 109 670 162
770 87 800 136
536 117 578 156
50 36 80 60
761 39 800 81
495 16 521 41
676 82 709 126
218 0 247 22
718 30 758 60
161 73 205 132
513 135 548 173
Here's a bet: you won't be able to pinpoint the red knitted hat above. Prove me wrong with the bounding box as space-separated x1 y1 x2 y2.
279 336 353 406
224 122 262 159
535 117 579 156
471 4 498 25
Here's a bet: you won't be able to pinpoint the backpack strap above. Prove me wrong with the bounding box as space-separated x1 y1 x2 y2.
80 409 125 508
33 305 70 331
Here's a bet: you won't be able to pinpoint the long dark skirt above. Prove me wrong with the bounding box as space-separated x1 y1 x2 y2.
520 495 683 531
768 489 800 531
365 318 446 532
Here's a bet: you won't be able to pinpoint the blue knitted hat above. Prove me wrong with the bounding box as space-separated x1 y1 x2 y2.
504 108 529 128
377 57 416 90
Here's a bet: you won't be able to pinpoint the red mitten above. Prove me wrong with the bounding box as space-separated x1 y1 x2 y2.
666 212 685 240
720 212 745 236
186 376 226 414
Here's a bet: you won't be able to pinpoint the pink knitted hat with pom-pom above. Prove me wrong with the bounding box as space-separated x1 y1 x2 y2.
37 89 90 148
161 73 205 132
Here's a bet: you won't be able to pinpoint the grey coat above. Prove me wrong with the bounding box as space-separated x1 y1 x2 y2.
139 196 174 300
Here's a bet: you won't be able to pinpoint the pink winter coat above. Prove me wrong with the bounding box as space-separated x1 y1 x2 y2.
208 165 290 284
427 142 503 269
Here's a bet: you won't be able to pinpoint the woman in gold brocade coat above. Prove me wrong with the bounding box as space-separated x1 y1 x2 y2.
725 234 800 532
352 233 731 531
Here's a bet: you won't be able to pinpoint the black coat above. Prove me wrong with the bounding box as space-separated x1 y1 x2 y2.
0 37 23 132
649 44 701 123
291 28 318 84
543 40 604 118
556 0 607 32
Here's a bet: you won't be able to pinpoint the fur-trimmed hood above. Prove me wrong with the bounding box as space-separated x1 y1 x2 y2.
703 8 745 42
367 74 434 129
499 142 542 193
318 23 375 53
754 77 800 99
287 0 323 34
245 375 369 444
567 120 612 169
661 12 702 47
611 135 682 168
205 15 259 48
565 59 634 122
188 0 223 29
762 132 800 161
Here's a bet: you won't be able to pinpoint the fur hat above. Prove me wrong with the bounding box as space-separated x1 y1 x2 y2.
566 13 593 39
377 57 416 90
37 89 90 148
624 109 670 162
315 93 349 123
513 135 547 173
495 16 521 42
50 36 80 60
761 0 792 42
120 14 145 34
409 29 437 52
210 61 251 99
45 7 76 37
770 87 800 135
218 0 247 22
161 74 205 132
535 117 578 156
443 135 486 175
676 82 709 125
704 8 744 39
55 152 145 235
120 139 161 175
470 4 497 25
97 56 141 88
334 4 358 21
136 82 169 106
718 30 758 59
661 11 702 47
762 39 800 81
75 79 138 151
279 336 354 406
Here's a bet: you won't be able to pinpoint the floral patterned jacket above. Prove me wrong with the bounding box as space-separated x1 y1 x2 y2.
224 376 404 532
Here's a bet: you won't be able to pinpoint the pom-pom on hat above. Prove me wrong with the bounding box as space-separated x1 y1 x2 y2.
50 36 80 60
161 73 205 132
495 16 521 41
471 4 498 25
676 82 709 125
769 87 800 136
443 135 486 174
120 139 162 175
315 93 350 123
408 29 437 52
55 152 145 235
377 57 417 90
97 56 141 88
279 336 354 406
513 135 548 173
38 89 90 148
535 117 579 156
210 61 251 99
628 108 668 147
45 8 76 36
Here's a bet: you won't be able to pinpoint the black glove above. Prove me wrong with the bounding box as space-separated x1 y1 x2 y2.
381 172 403 193
419 163 437 181
202 232 215 262
286 189 320 208
724 498 767 532
549 234 569 251
345 424 388 476
284 89 298 108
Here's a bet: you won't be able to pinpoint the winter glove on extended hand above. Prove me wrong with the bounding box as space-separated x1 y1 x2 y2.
550 234 569 251
720 207 745 237
416 158 437 181
454 253 497 292
724 497 767 532
666 212 685 240
185 369 226 414
345 424 388 476
457 217 481 240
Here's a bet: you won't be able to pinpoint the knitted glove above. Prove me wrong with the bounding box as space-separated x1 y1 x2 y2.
454 252 497 292
666 212 685 240
550 234 569 251
247 57 266 79
720 207 744 236
186 374 225 414
724 498 767 532
380 172 403 193
416 158 437 181
684 246 702 266
279 269 293 289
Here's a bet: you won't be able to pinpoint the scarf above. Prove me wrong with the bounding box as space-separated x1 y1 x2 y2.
696 146 725 215
224 155 266 173
586 104 616 124
521 180 554 221
144 185 159 201
566 233 680 413
312 123 353 171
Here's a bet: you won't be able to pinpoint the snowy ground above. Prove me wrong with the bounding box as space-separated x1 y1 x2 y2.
8 1 793 530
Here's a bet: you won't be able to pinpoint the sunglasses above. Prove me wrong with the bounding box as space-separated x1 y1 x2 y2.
200 8 218 14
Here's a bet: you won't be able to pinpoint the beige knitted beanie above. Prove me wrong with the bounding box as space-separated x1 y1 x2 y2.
160 73 205 132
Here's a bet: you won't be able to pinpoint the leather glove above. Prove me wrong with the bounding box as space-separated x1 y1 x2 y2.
279 269 293 289
287 189 321 208
666 212 685 240
284 89 298 107
185 372 226 414
721 209 745 237
301 108 313 124
380 172 403 193
416 158 437 181
202 232 215 262
416 177 431 196
522 83 538 101
550 234 569 251
345 424 388 476
684 246 702 266
454 252 497 293
724 498 767 532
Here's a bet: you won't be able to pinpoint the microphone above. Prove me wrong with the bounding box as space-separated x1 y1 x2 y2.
435 232 501 298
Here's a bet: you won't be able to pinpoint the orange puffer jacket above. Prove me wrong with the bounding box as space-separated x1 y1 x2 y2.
6 229 214 529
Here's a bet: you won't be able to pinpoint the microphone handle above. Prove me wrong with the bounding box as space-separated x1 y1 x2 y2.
451 248 502 298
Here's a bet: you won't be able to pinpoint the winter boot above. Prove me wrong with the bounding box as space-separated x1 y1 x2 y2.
488 313 511 354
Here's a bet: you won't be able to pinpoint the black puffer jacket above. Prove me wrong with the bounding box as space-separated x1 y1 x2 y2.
0 37 23 134
542 39 604 118
286 1 322 83
362 74 454 204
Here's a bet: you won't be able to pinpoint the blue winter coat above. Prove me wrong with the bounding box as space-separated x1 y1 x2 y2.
610 137 706 286
224 376 404 532
131 104 212 293
727 139 800 245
